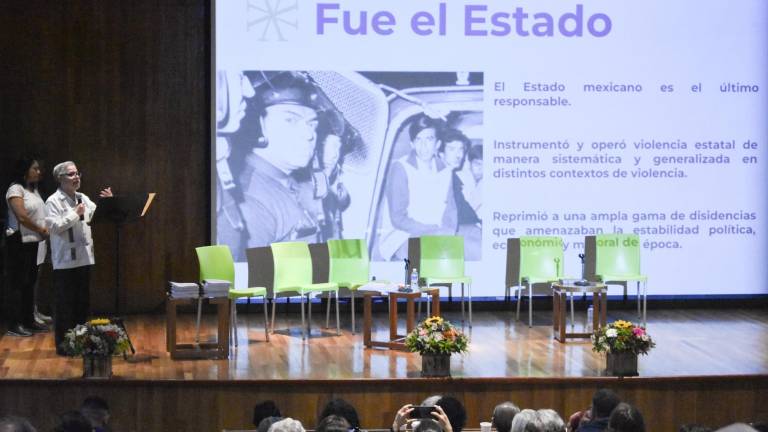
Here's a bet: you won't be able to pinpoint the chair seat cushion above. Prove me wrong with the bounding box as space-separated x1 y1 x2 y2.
228 287 267 299
426 276 472 284
599 274 648 282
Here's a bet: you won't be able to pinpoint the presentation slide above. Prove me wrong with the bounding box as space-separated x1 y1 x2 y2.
213 0 768 296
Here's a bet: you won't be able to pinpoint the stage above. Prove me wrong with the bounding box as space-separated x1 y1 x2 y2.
0 305 767 431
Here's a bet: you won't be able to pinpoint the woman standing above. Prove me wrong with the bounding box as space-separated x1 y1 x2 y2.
4 157 50 337
45 161 111 354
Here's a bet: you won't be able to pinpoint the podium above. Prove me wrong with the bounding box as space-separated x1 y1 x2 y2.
94 193 155 315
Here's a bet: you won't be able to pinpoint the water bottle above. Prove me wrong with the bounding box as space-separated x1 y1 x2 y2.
587 305 594 331
410 268 419 291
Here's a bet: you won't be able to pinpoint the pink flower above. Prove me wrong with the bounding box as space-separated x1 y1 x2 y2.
632 327 645 337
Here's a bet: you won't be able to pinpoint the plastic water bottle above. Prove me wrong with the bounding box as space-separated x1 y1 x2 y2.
410 268 419 291
587 305 594 331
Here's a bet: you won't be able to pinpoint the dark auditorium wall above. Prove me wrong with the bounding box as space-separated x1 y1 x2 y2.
0 0 210 313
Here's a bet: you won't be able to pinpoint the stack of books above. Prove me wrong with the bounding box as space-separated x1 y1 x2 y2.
169 282 200 299
202 279 230 298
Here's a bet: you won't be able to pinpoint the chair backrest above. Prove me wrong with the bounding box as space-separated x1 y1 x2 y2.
595 234 641 277
419 235 465 279
327 239 370 284
271 241 313 290
195 245 235 287
519 236 564 281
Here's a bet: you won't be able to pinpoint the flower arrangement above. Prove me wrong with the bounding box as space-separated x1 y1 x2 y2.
62 318 131 357
404 316 469 355
592 320 655 355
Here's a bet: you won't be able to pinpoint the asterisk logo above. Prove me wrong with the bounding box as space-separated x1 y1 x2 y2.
247 0 299 41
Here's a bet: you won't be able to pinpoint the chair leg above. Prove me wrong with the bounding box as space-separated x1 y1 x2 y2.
232 300 239 347
326 291 331 328
195 297 202 344
528 284 533 328
426 283 431 317
636 281 641 319
300 294 307 340
351 291 356 334
468 283 472 327
271 298 277 334
307 294 312 336
642 281 648 328
263 296 270 342
515 286 522 321
461 283 466 322
335 290 340 336
569 292 575 330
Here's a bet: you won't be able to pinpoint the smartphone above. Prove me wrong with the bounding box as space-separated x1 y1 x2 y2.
410 406 438 419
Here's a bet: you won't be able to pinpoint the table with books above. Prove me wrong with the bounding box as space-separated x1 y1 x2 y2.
166 281 231 359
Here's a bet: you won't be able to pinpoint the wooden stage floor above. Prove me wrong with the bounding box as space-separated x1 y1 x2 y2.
1 306 767 380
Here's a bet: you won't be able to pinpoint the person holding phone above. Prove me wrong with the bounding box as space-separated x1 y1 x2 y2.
391 404 453 432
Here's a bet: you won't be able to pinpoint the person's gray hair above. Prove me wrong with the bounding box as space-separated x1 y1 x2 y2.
0 415 37 432
536 409 564 432
268 418 305 432
492 402 521 432
52 161 76 183
510 410 539 432
421 395 442 407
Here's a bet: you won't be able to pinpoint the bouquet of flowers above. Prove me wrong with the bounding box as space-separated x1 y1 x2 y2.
62 318 131 357
592 320 655 355
404 316 469 355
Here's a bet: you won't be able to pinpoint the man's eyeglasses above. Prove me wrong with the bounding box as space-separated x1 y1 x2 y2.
60 171 83 178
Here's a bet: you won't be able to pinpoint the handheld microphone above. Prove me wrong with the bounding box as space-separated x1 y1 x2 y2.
77 197 84 221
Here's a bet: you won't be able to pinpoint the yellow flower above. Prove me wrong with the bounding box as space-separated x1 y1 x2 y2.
425 316 443 325
613 320 633 330
89 318 111 326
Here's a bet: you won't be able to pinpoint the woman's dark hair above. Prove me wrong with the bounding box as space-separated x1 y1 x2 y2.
320 399 360 429
436 396 467 432
253 400 282 428
52 411 92 432
607 403 645 432
10 156 40 189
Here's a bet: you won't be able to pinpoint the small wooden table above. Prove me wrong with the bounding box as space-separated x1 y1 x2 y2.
552 281 607 343
166 296 230 359
363 289 440 351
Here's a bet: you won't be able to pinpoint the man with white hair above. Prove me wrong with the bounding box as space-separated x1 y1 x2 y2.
268 418 306 432
45 161 112 354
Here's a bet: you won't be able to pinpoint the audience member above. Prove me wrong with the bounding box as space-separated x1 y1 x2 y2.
436 396 467 432
510 410 540 432
537 409 565 432
258 417 284 432
269 418 305 432
606 403 644 432
415 419 444 432
0 416 36 432
80 396 110 432
253 400 282 428
392 404 453 432
492 402 521 432
577 389 622 432
320 398 360 429
715 425 759 432
679 425 713 432
317 415 350 432
53 411 92 432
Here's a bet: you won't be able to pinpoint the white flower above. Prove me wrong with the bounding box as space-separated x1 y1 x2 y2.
606 329 618 338
76 326 87 336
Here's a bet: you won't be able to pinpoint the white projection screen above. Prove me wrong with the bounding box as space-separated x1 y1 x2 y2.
212 0 768 297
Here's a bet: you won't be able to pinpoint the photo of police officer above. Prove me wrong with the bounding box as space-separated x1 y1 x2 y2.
217 71 352 261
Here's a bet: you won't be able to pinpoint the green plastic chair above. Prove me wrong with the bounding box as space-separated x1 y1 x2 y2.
419 235 473 327
594 234 648 327
271 241 340 340
514 236 565 327
327 239 380 334
195 245 269 347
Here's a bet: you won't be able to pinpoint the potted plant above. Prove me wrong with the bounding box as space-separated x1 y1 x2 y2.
404 316 469 377
592 320 655 376
62 318 131 378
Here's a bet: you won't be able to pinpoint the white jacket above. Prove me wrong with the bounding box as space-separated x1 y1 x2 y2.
45 189 97 270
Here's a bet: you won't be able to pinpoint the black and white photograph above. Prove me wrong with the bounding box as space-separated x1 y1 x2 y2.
215 70 484 262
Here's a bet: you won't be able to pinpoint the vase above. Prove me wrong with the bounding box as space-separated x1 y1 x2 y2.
82 355 112 379
421 353 451 377
606 352 638 377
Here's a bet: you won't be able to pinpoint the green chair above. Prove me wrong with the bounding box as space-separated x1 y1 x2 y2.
513 236 564 328
195 245 269 347
594 233 648 327
419 235 473 327
327 239 380 333
271 241 340 340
